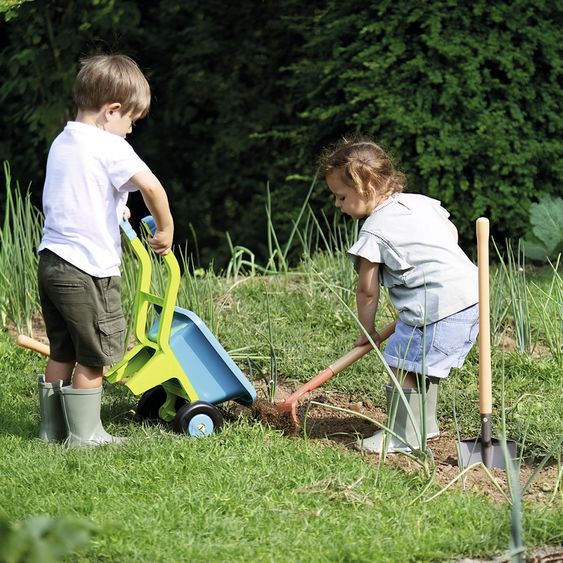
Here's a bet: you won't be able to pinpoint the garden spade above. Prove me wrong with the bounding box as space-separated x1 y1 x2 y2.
276 320 396 428
457 217 517 470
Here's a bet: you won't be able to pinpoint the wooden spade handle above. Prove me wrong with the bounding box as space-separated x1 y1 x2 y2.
16 334 50 357
476 217 492 415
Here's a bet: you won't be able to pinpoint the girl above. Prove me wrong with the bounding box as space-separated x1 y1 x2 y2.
319 135 479 453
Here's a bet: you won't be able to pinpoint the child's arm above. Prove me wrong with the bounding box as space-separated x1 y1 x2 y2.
130 170 174 255
355 257 381 347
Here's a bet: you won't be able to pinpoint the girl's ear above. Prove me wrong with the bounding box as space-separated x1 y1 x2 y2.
363 182 377 200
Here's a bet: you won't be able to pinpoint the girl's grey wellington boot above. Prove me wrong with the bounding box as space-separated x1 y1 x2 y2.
38 374 67 442
425 378 440 439
59 385 125 447
357 382 440 454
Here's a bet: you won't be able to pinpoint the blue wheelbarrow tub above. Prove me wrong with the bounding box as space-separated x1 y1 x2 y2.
148 306 256 406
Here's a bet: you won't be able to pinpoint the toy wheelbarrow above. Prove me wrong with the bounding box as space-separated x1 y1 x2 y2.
104 217 256 437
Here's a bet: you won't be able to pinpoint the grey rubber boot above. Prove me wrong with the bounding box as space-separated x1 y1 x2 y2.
357 381 440 454
425 378 440 439
38 374 67 442
60 385 124 447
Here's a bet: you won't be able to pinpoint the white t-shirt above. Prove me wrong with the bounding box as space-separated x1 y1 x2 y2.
38 121 149 277
348 193 478 326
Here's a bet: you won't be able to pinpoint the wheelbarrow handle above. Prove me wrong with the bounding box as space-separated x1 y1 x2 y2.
16 334 50 357
477 217 492 415
119 216 157 241
141 215 157 236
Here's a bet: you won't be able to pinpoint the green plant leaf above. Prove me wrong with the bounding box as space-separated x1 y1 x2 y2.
522 234 550 261
529 196 563 254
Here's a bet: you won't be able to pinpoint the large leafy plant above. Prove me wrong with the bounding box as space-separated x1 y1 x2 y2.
523 195 563 262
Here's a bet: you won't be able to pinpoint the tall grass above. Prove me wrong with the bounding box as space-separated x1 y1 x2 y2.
178 251 221 334
227 176 324 278
527 257 563 365
0 162 43 335
493 239 532 354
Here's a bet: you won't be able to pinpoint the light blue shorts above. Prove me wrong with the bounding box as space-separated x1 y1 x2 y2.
383 304 479 379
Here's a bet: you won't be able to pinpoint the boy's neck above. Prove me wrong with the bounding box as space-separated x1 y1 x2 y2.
75 109 105 129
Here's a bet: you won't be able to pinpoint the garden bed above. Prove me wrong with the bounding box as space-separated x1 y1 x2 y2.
245 382 560 506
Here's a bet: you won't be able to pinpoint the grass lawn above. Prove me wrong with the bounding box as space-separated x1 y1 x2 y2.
1 261 561 561
0 178 561 561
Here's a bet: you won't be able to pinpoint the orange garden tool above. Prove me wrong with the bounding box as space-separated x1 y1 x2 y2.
276 320 396 428
457 217 517 469
15 334 50 357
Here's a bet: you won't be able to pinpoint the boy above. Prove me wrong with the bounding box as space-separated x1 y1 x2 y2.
37 54 174 447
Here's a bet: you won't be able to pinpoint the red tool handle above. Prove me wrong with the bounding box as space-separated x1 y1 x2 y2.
277 320 396 413
476 217 492 416
328 320 396 374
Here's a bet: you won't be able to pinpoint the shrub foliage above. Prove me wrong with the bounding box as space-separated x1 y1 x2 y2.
1 0 560 266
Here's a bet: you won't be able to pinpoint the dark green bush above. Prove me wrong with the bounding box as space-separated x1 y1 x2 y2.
1 0 560 266
282 0 562 250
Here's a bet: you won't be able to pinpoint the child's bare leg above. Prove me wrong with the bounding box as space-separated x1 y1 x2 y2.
72 364 103 389
45 358 74 384
390 367 419 389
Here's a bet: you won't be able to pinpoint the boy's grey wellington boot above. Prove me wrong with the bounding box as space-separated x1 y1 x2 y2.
59 385 125 447
357 382 440 454
38 374 67 442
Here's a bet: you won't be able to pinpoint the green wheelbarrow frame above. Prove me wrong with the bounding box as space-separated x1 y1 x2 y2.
105 219 197 421
105 218 256 424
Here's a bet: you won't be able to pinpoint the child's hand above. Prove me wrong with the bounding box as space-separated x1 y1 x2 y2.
148 228 173 256
123 206 131 220
355 330 381 348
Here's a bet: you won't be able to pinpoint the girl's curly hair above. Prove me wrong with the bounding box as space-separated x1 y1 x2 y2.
318 134 406 199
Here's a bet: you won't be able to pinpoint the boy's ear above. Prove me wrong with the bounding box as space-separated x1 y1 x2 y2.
104 102 122 116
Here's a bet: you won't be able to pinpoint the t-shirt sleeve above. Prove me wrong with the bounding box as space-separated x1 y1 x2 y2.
348 234 384 271
431 199 450 220
104 138 149 193
348 232 412 273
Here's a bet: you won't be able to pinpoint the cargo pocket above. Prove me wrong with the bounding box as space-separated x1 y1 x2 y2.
98 315 126 358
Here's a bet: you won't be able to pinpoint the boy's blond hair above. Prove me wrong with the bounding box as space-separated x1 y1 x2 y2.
73 54 151 118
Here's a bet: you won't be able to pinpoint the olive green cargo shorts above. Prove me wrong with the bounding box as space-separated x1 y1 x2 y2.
38 249 126 367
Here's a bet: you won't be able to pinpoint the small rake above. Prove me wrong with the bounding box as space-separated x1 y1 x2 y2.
276 321 396 428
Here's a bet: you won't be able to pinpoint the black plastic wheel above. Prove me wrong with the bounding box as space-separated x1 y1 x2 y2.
136 386 167 421
136 386 188 422
174 401 224 437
